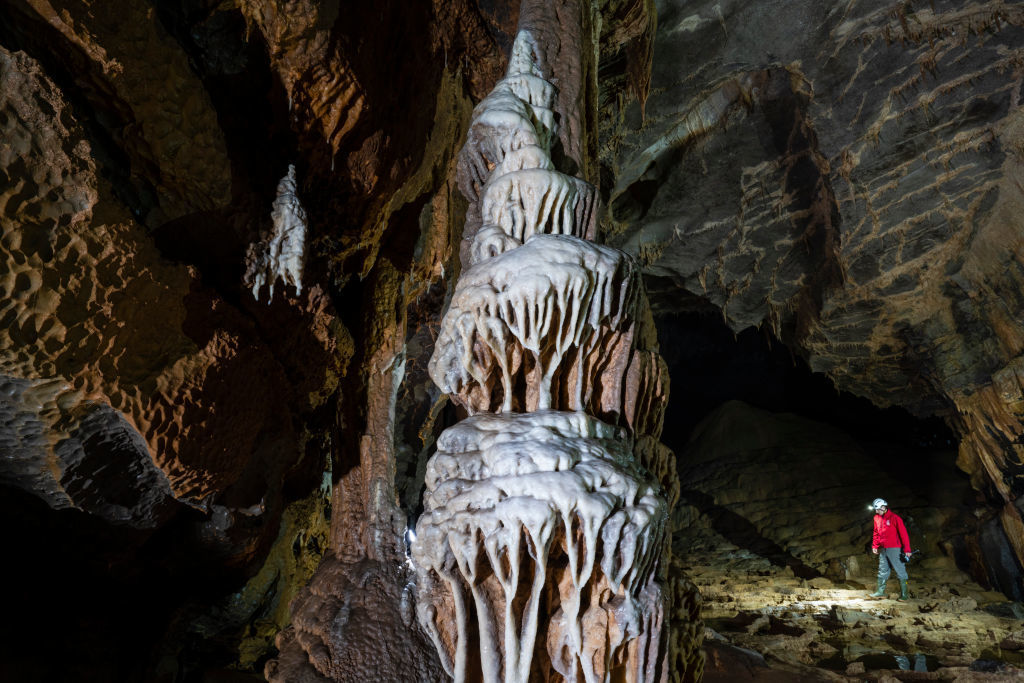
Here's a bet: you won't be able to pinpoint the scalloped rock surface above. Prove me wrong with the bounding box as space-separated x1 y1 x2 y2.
601 0 1024 579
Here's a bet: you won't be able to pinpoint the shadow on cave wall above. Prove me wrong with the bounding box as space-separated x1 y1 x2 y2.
0 486 270 683
656 312 956 457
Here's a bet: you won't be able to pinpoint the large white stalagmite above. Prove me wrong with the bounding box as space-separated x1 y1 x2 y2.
412 22 679 683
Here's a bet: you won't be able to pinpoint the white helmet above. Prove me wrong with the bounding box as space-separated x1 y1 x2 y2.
872 498 888 510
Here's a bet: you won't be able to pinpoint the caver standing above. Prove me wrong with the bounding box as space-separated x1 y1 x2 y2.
868 498 913 600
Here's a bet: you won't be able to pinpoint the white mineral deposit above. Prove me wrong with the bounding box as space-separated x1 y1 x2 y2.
245 164 306 301
428 234 640 414
412 412 667 683
412 20 675 683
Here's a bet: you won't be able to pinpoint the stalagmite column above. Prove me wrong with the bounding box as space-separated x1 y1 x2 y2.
411 6 701 681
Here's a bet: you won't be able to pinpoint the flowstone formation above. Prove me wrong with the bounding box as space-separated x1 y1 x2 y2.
411 22 700 683
245 164 307 301
415 412 668 682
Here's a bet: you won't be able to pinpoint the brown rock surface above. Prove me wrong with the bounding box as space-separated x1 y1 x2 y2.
1 2 351 678
267 556 445 683
3 0 232 226
600 0 1024 583
0 44 297 515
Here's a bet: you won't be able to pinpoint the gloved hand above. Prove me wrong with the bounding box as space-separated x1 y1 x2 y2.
872 547 879 555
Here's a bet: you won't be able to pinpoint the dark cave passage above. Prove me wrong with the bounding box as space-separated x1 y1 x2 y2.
0 487 269 683
655 312 1024 598
656 311 956 457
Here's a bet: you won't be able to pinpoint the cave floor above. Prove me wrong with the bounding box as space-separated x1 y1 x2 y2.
685 558 1024 682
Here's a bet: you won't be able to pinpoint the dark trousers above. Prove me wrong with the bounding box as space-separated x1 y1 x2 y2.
878 547 908 581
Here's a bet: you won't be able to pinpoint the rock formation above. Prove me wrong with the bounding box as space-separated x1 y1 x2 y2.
246 163 307 300
600 0 1024 596
410 19 700 682
428 235 641 416
4 0 1024 680
414 412 668 682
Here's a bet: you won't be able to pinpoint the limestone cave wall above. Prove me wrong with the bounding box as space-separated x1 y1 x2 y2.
601 0 1024 599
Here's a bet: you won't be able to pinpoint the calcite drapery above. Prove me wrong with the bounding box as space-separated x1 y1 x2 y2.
428 234 640 416
412 15 687 682
415 413 667 682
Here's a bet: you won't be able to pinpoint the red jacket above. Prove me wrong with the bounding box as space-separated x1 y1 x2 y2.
873 510 910 552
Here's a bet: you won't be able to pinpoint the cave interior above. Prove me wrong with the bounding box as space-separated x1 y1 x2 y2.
2 0 1024 681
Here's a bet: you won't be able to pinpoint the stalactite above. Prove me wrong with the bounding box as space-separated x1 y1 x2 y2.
245 164 307 301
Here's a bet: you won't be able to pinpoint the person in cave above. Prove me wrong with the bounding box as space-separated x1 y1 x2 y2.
868 498 913 600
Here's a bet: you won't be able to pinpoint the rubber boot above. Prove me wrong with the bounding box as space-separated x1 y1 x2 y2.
869 577 886 598
897 579 909 601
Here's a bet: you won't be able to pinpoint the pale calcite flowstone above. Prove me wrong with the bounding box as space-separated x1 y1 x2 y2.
428 234 640 415
456 29 599 247
413 21 680 683
246 164 307 300
457 32 555 200
479 168 598 251
412 411 668 683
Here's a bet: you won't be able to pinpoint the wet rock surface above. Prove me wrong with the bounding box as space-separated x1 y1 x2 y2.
695 568 1024 682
